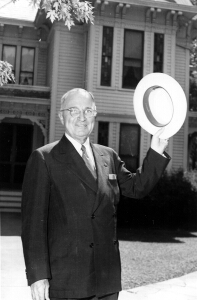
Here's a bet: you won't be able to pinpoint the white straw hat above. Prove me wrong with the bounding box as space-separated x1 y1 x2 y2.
133 73 187 139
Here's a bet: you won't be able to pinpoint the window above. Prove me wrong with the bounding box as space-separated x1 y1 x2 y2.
188 132 197 170
20 47 35 85
2 45 16 82
154 33 164 73
122 30 144 89
119 124 140 172
189 37 197 112
98 122 109 146
101 27 113 86
0 122 33 189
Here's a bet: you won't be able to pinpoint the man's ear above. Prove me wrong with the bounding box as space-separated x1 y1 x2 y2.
58 112 64 125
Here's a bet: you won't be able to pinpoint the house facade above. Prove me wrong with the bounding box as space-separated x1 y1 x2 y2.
0 0 197 211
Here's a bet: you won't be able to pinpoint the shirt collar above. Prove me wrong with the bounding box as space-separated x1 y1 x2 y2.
65 133 90 153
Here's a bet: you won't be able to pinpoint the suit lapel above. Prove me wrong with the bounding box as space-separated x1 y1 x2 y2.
57 135 98 193
91 143 109 212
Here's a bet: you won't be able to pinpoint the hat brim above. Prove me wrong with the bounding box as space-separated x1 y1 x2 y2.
133 73 187 139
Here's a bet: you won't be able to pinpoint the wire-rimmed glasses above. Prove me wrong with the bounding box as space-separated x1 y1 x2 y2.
60 107 97 118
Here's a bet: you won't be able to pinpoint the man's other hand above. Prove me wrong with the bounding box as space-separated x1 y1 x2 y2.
31 279 50 300
151 128 169 155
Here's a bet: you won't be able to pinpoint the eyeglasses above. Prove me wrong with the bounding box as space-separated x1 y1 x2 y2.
60 107 97 118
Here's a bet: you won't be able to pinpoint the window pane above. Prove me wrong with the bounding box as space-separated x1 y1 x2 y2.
98 122 109 146
21 47 34 72
20 72 33 85
101 27 113 86
154 33 164 73
119 124 140 172
124 31 143 59
123 30 143 89
2 45 16 70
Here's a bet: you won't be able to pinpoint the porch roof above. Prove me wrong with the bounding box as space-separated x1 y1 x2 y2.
0 0 37 27
0 0 197 28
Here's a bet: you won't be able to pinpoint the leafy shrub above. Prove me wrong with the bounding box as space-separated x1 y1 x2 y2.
117 169 197 230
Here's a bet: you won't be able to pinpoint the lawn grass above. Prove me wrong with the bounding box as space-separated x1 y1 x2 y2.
1 213 197 291
118 227 197 290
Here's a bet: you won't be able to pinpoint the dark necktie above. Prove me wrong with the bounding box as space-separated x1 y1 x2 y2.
81 145 97 180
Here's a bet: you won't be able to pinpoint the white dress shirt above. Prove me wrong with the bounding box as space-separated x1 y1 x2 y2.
65 133 96 170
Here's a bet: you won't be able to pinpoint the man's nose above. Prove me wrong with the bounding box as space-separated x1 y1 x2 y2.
77 110 86 121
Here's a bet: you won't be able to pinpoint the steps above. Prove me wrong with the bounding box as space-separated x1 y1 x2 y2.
0 191 22 212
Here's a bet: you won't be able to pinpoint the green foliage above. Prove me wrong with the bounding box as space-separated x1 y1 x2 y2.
0 60 15 86
0 0 94 86
30 0 94 30
118 170 197 230
148 170 197 229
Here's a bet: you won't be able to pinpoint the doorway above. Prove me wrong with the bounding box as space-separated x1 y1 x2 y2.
0 121 33 189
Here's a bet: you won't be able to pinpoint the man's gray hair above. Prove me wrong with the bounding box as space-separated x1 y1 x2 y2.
60 88 95 109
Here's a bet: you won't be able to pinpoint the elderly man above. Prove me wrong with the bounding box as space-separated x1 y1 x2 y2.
21 88 170 300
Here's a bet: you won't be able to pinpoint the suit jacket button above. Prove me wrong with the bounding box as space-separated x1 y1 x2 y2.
113 240 118 245
89 243 94 248
91 214 95 219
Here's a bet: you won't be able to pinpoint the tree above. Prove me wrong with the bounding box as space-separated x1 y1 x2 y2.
189 38 197 111
28 0 94 30
0 0 94 85
0 61 15 86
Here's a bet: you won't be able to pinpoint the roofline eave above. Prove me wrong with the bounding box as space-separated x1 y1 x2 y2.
104 0 197 14
0 17 35 28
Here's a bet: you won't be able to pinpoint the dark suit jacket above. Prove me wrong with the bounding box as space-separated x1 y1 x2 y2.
21 135 170 298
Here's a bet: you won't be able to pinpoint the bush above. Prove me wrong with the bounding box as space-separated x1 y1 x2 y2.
117 169 197 230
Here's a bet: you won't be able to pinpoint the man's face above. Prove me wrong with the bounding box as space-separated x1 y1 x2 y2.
59 90 96 144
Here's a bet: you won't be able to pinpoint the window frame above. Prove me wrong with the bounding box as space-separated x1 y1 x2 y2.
153 33 164 73
98 121 109 146
2 44 17 80
19 46 35 85
122 29 144 90
100 26 114 87
119 123 140 172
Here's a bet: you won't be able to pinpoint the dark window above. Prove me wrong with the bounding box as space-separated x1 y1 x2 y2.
189 37 197 112
20 47 35 85
119 124 140 172
98 122 109 146
122 30 144 89
188 132 197 170
154 33 164 73
0 123 33 189
2 45 16 83
101 27 113 86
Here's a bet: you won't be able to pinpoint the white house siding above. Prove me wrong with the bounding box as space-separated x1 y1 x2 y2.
139 130 150 164
49 24 86 142
48 27 59 142
90 20 138 116
86 15 155 163
164 34 176 77
172 45 188 170
172 126 185 170
47 31 54 88
37 47 47 86
110 122 119 152
144 31 154 75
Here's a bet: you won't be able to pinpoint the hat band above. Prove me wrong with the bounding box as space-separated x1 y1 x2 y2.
143 86 173 127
